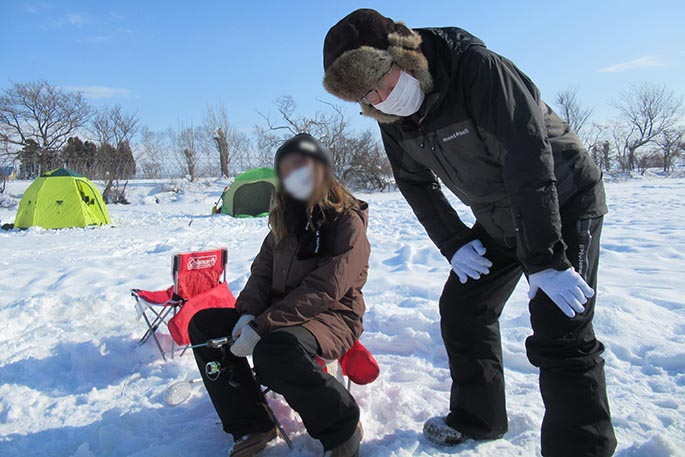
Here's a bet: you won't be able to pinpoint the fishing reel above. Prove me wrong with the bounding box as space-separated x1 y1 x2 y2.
205 359 240 387
205 361 224 381
204 336 239 387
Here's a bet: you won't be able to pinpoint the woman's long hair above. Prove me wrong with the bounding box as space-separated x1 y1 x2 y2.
269 168 359 244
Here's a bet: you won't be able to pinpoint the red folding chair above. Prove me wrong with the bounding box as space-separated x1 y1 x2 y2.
132 248 236 360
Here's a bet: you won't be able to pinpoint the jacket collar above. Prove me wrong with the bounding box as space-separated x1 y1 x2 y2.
400 27 486 127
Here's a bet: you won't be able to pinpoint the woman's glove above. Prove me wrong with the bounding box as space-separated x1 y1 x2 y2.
528 268 594 318
232 314 255 339
450 239 492 284
230 325 261 357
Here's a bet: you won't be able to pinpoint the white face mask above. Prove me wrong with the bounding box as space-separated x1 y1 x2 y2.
283 165 315 201
373 70 425 117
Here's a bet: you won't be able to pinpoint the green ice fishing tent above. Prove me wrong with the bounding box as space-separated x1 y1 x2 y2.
14 168 111 229
219 168 277 217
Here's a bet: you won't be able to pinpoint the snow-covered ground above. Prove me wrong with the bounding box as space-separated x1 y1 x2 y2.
1 177 684 457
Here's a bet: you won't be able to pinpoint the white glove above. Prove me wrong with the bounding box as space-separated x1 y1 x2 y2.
230 325 261 357
450 240 492 284
232 314 255 339
528 268 595 318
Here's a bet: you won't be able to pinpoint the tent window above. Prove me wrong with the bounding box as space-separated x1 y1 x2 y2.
233 182 275 216
76 181 94 205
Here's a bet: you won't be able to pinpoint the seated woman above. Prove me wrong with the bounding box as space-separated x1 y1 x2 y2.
189 133 370 457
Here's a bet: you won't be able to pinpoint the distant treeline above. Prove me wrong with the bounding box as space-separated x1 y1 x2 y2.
1 80 683 201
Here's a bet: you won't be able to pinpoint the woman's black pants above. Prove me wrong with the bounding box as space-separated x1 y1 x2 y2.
188 308 359 450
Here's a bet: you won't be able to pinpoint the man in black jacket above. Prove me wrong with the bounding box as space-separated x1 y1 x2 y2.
322 9 616 457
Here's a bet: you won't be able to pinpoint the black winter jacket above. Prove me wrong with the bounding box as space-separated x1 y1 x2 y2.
380 27 607 273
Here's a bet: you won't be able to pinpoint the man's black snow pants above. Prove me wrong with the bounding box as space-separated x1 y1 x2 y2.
441 216 617 457
188 308 359 450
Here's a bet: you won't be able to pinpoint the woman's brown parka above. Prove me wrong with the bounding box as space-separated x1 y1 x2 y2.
236 203 370 360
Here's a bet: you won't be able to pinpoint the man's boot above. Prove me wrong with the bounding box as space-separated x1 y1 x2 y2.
423 416 466 446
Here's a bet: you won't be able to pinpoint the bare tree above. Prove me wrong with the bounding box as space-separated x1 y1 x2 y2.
201 104 248 177
183 147 197 180
98 141 136 202
138 127 170 179
0 81 92 174
252 127 279 169
0 165 12 193
655 128 685 173
339 130 393 190
91 105 139 147
584 123 612 171
257 96 392 189
256 96 321 157
87 105 139 201
169 124 200 181
257 96 352 173
598 141 612 172
0 123 12 156
257 97 347 171
610 122 632 172
555 87 594 135
611 83 683 171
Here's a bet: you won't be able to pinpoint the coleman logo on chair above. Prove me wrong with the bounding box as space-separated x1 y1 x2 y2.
187 255 217 270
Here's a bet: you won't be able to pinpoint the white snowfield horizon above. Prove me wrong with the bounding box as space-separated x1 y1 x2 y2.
0 176 684 457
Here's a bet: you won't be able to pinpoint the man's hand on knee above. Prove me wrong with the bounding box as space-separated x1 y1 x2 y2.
450 240 493 284
528 268 594 318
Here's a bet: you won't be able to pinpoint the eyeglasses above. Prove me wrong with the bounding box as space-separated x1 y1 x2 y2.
359 63 396 105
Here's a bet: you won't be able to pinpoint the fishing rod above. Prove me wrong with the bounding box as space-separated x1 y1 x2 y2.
162 334 294 449
158 336 233 358
211 186 228 214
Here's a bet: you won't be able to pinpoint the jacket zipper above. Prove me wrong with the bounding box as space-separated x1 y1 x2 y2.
489 205 511 247
418 126 427 149
515 212 530 252
281 235 303 290
429 130 471 198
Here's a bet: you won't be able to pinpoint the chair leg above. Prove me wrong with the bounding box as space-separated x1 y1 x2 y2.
140 306 170 344
260 387 293 449
150 327 167 362
171 305 178 360
139 305 175 361
139 311 160 345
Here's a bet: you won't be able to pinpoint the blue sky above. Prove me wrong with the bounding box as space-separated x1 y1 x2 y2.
2 0 684 134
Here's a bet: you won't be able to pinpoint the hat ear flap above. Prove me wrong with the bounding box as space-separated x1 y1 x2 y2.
323 47 393 101
360 102 404 124
387 27 434 94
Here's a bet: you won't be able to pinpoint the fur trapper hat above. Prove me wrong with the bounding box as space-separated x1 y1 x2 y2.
323 8 433 123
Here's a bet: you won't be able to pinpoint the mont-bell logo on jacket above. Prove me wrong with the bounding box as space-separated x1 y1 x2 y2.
187 255 217 270
442 127 470 143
